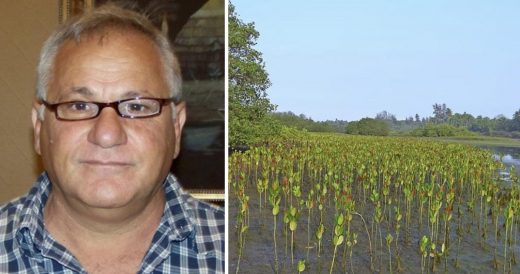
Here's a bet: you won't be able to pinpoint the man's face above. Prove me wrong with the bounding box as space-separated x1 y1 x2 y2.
32 30 185 209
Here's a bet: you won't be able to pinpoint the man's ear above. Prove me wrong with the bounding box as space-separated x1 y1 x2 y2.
173 101 187 159
31 101 43 156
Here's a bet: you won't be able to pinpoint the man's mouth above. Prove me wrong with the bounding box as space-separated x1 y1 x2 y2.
80 160 133 167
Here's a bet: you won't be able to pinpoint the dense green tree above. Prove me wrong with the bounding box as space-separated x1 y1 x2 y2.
346 118 389 136
513 109 520 131
229 3 278 146
375 110 397 122
448 112 475 128
432 103 452 123
270 112 347 133
410 123 474 137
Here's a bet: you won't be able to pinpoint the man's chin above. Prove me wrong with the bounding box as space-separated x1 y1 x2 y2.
73 179 140 209
79 192 135 210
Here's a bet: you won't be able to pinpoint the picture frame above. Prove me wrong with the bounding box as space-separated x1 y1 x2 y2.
59 0 95 23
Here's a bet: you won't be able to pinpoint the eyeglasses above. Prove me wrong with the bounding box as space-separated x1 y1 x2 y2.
41 97 177 121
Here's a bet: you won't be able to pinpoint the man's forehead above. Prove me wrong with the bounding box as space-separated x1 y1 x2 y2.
48 30 168 102
56 87 154 101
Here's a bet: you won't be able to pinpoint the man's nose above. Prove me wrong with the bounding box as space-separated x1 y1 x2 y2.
87 107 128 148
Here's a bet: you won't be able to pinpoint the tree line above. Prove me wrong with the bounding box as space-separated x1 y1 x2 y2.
271 106 520 138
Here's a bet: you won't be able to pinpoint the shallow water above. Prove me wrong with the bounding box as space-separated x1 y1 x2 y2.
478 145 520 182
480 145 520 171
229 141 520 274
229 181 520 274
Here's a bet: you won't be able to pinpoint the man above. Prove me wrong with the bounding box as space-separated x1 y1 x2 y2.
0 5 224 274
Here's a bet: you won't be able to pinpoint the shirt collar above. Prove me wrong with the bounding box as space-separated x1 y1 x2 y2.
16 173 51 249
161 173 195 241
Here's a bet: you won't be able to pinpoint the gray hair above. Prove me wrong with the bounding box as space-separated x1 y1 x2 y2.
36 4 182 118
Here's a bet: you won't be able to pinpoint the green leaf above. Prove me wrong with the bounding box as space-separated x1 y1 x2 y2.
335 235 344 246
334 225 343 236
290 220 298 231
272 205 279 216
298 260 306 272
386 233 393 244
337 213 344 226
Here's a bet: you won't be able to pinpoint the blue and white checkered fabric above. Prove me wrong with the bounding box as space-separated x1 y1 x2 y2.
0 173 225 273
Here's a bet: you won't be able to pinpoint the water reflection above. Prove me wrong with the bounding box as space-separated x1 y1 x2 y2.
478 145 520 182
492 154 520 168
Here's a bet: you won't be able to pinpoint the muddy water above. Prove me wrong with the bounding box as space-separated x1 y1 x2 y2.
229 179 520 274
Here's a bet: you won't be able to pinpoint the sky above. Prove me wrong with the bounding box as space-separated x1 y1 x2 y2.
231 0 520 122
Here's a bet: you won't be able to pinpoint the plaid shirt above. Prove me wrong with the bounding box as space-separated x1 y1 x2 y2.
0 173 225 273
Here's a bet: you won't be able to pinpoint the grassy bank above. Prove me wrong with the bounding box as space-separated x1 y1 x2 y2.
427 135 520 148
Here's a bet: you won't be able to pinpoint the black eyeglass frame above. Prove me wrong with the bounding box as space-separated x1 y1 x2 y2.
41 97 179 121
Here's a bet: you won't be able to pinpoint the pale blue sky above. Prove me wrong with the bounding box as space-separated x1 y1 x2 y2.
232 0 520 122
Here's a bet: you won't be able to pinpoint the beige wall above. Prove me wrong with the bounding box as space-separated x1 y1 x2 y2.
0 1 58 203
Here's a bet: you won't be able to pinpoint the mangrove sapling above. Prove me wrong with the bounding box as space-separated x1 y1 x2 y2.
454 193 465 269
281 177 290 255
403 183 413 245
330 213 345 274
315 223 324 257
369 188 380 253
481 185 494 248
236 194 250 274
386 233 394 274
503 183 518 273
252 150 259 188
289 205 299 265
305 190 314 261
442 188 455 272
509 169 519 266
341 196 354 270
394 206 403 271
375 201 384 272
319 184 328 225
292 185 302 207
428 197 442 272
348 232 358 274
284 208 290 256
419 184 428 234
288 175 295 207
504 200 514 274
492 192 501 269
256 178 265 211
466 194 476 234
420 235 429 274
425 180 435 234
478 182 488 246
269 179 282 273
382 173 390 223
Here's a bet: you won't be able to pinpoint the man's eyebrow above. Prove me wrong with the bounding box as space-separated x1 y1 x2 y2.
71 87 94 97
54 87 93 101
122 90 152 98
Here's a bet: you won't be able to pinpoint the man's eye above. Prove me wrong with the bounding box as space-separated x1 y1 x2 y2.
120 100 159 117
67 102 90 111
128 103 148 112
